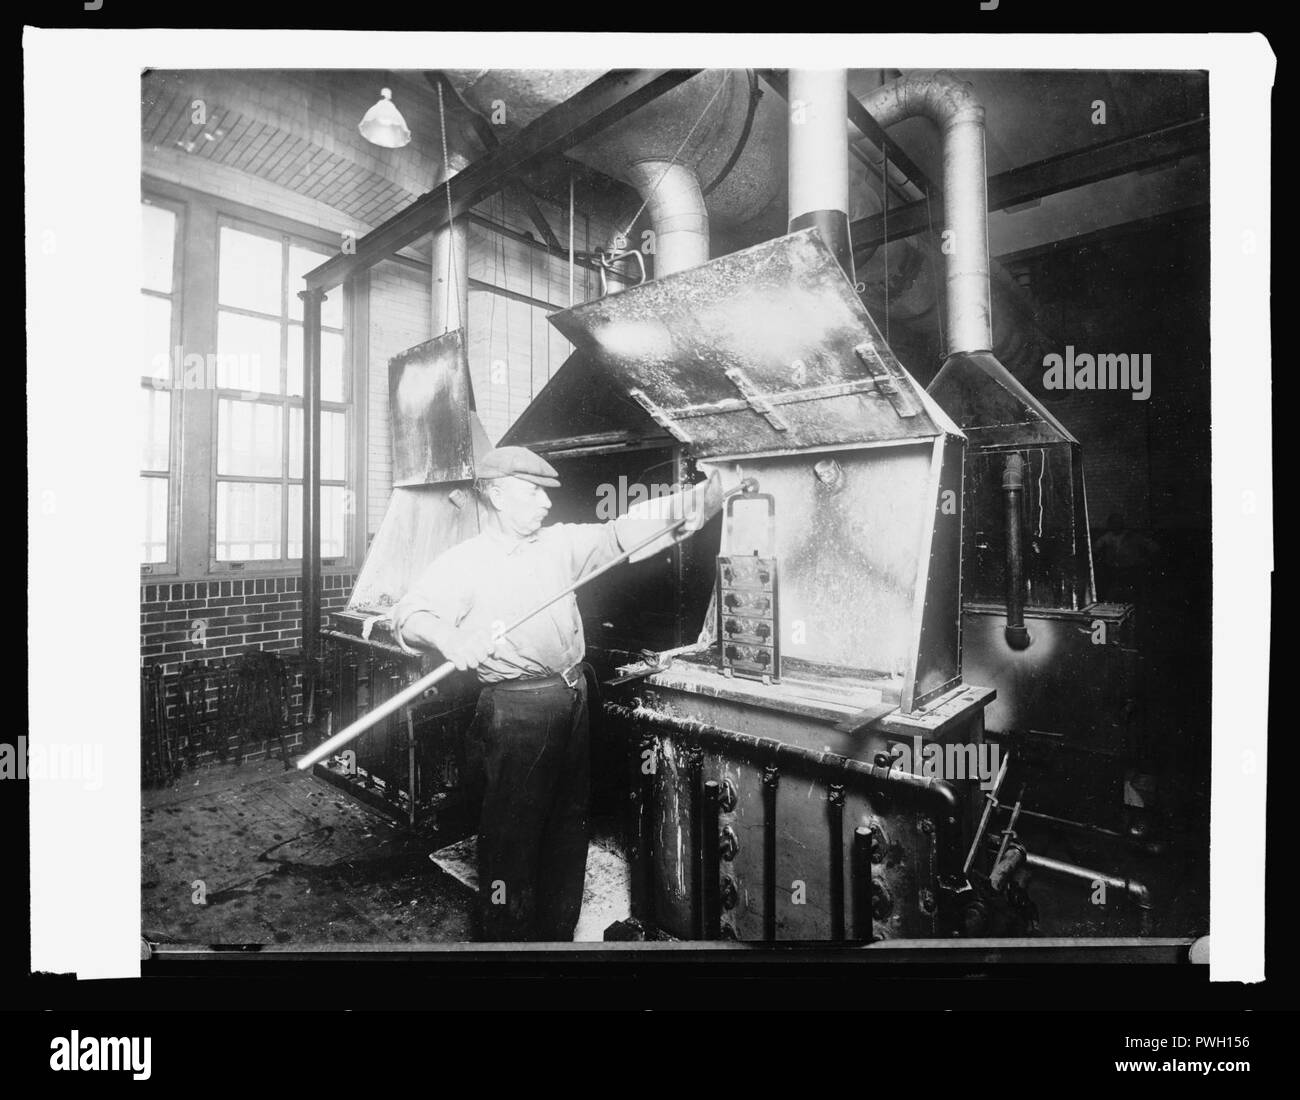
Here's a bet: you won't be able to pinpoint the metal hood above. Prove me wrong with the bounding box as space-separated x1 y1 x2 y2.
549 228 960 461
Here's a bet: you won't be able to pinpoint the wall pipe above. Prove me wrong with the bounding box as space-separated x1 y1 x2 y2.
1002 453 1031 649
702 779 723 938
762 764 779 941
828 784 847 942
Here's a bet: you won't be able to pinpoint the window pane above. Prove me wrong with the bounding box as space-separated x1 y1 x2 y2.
141 293 173 384
140 475 168 563
216 481 283 561
287 245 342 328
140 388 171 472
218 226 283 315
142 202 176 294
321 331 344 402
288 484 347 560
289 408 346 481
287 324 301 397
216 310 281 394
286 326 344 402
217 398 283 478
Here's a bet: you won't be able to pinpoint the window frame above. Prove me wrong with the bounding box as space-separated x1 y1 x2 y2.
207 213 353 576
139 192 186 577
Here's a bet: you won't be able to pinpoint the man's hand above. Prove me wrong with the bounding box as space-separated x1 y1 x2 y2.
438 626 497 671
397 611 497 670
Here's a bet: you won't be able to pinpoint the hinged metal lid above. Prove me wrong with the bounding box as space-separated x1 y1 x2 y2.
549 229 951 459
390 329 488 485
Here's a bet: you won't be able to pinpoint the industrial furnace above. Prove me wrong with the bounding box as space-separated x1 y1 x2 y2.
522 229 1009 940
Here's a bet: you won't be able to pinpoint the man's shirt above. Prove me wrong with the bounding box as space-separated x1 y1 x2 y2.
391 518 634 683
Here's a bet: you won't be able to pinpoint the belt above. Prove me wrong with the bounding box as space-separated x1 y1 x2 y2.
489 661 585 691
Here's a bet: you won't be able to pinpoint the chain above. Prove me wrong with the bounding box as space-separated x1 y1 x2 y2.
436 80 461 334
616 71 729 247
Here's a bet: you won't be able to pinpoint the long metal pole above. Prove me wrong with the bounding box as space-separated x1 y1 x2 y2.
299 288 324 730
298 507 698 771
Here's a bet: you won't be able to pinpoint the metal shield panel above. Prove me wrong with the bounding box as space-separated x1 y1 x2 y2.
389 329 476 485
549 229 941 458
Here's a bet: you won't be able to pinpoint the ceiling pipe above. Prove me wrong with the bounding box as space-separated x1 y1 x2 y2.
787 69 855 282
856 71 991 356
623 158 710 279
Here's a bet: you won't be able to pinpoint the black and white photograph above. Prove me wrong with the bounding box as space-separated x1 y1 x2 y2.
20 26 1276 1043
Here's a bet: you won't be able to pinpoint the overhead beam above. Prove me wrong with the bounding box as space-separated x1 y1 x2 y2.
850 116 1209 255
426 70 565 252
306 68 699 290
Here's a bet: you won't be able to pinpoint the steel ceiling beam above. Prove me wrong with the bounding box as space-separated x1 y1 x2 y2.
850 116 1209 256
305 68 700 290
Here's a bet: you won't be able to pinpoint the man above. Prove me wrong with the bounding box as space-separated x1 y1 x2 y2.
390 445 722 941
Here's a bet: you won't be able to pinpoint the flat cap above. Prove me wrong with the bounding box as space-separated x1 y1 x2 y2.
476 445 560 488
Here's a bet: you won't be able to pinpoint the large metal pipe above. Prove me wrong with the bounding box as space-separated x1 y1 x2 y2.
623 158 710 278
1002 453 1030 649
856 71 992 356
431 152 471 334
788 69 855 281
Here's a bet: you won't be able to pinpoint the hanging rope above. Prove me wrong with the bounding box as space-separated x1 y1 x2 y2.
615 71 729 249
436 80 461 334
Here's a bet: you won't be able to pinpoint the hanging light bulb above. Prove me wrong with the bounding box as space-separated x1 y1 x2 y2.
359 87 411 148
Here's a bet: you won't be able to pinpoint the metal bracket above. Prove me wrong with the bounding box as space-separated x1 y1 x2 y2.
628 388 692 444
723 367 791 432
593 247 648 298
854 342 920 418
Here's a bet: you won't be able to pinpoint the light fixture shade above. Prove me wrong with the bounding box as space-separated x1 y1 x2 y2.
359 87 411 148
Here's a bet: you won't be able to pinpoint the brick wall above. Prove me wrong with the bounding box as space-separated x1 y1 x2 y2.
140 574 353 676
140 573 354 763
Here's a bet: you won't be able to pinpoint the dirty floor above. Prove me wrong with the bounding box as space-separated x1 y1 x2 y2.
142 759 475 945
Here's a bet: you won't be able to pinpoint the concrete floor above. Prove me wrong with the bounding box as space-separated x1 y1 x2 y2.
142 759 1207 945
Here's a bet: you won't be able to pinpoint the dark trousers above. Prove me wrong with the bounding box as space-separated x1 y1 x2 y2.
465 677 590 941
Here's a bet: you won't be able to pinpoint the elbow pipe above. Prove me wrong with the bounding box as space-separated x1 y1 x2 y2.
1002 453 1031 650
623 159 710 279
605 701 965 877
855 71 991 357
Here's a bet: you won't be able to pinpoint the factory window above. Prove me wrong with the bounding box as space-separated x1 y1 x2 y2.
212 220 349 567
140 197 181 569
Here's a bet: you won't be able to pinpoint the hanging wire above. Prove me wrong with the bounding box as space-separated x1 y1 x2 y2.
615 71 729 248
435 81 461 335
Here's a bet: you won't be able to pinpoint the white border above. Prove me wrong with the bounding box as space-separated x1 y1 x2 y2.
24 30 1273 983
